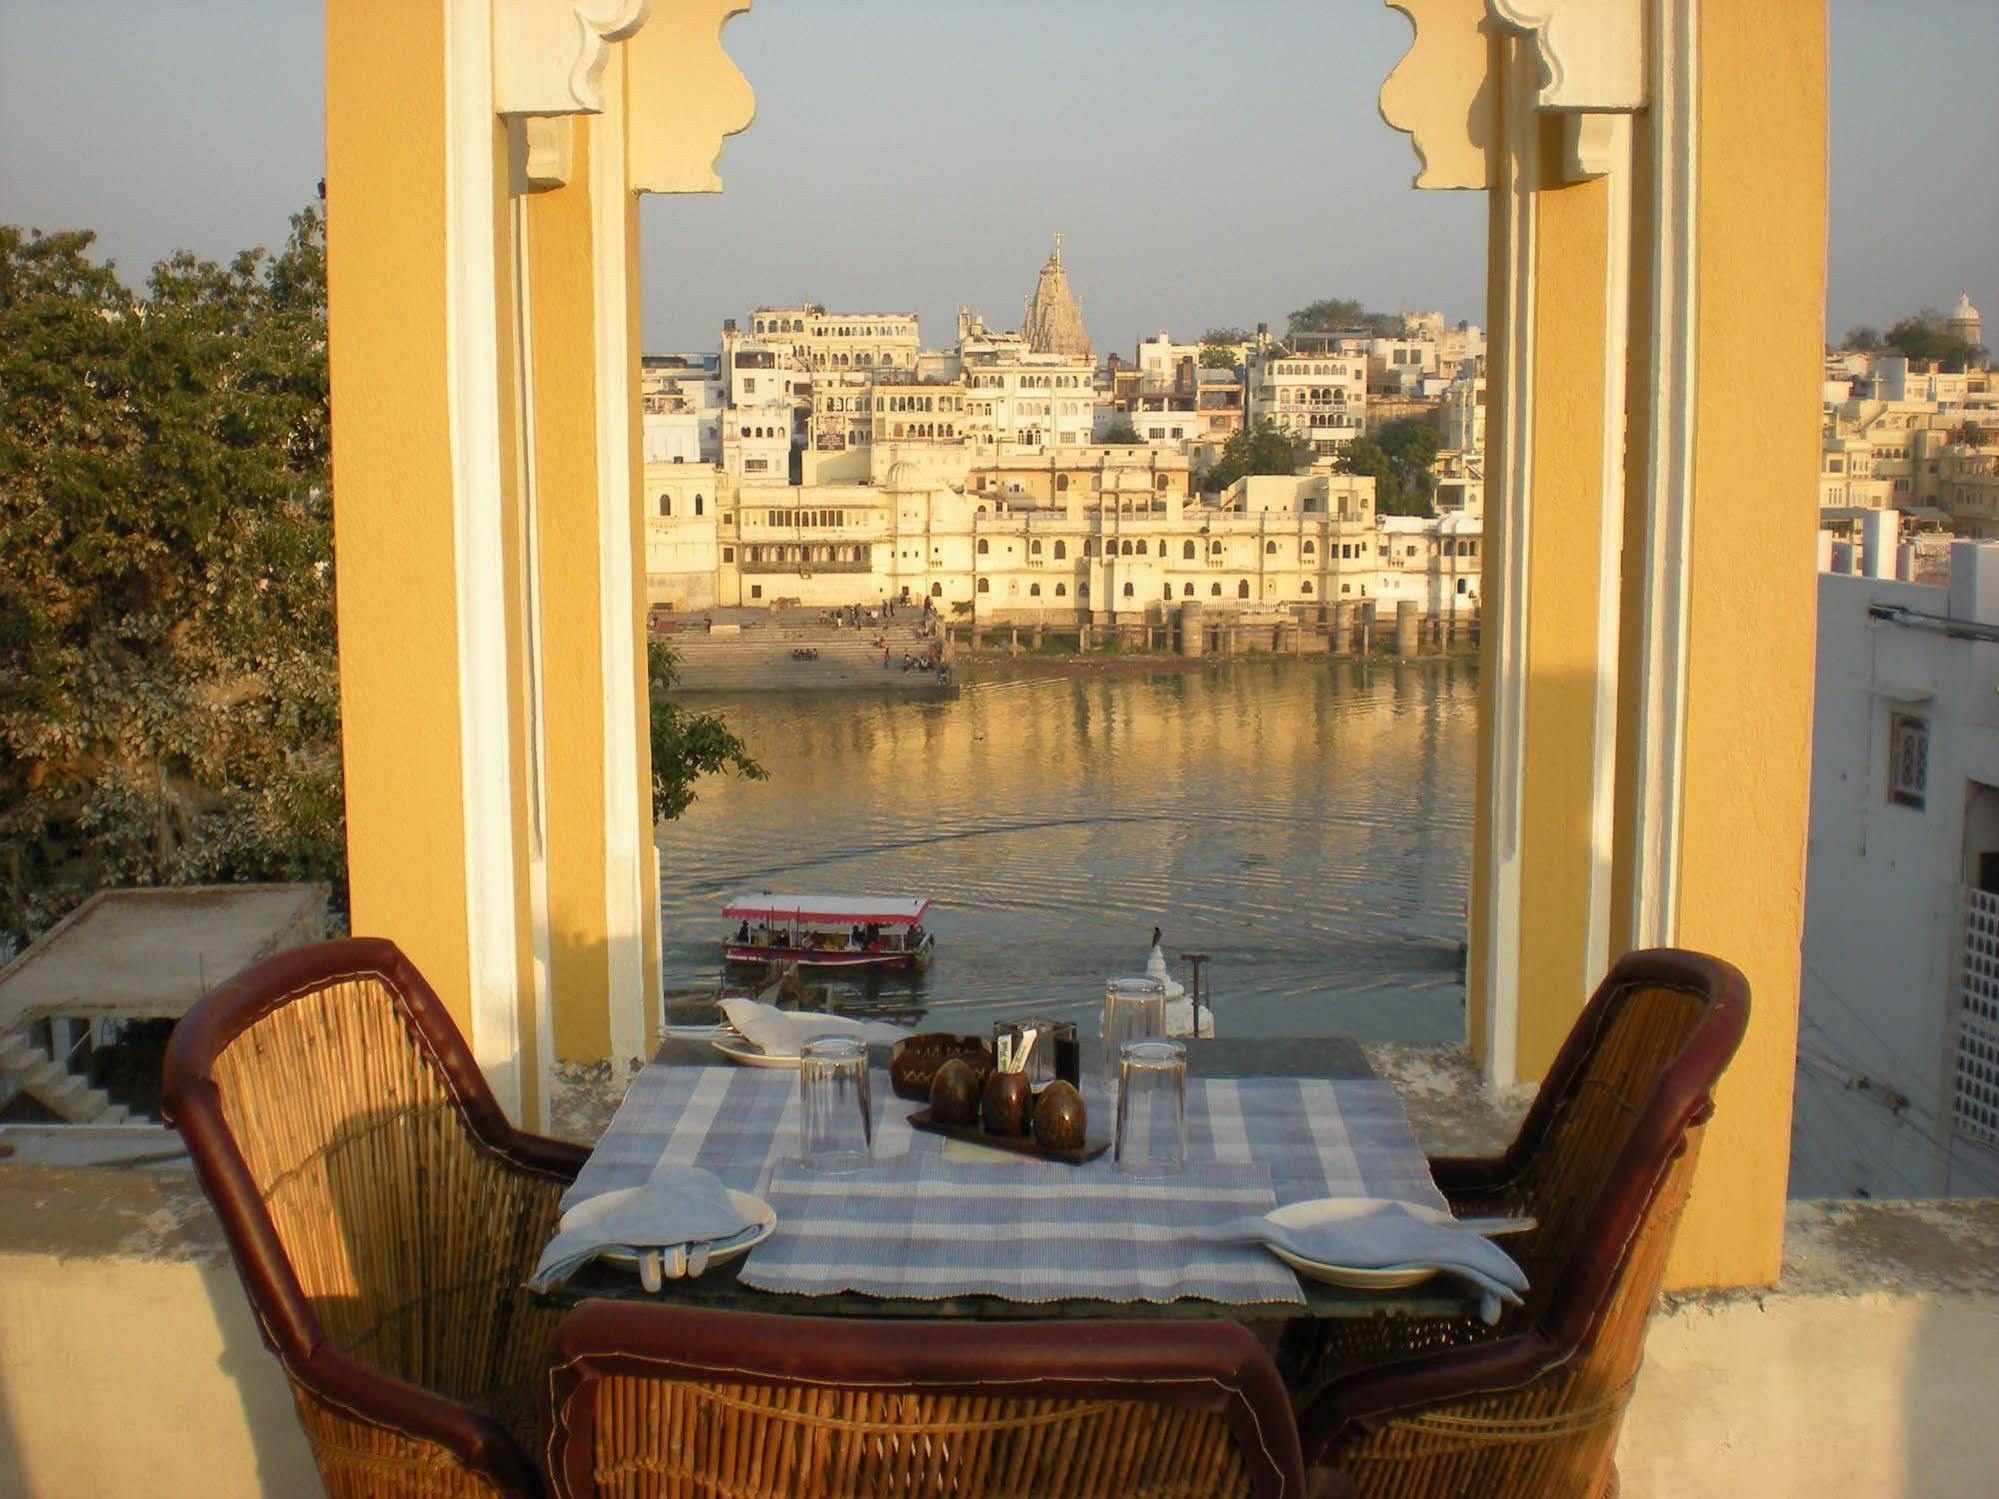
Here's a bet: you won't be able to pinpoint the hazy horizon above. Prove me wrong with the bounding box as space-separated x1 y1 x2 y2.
2 0 1992 358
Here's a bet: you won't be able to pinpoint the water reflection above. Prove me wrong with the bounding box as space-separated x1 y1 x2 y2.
658 659 1474 1043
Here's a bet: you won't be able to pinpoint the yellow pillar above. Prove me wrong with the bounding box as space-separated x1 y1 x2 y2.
1470 29 1632 1084
326 0 539 1118
326 1 753 1113
1620 0 1826 1287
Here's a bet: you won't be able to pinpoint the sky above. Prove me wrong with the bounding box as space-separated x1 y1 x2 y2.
1 0 1993 356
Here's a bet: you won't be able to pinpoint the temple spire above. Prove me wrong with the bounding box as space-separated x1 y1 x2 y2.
1023 233 1090 358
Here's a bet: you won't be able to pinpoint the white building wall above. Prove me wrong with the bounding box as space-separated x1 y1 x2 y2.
1793 545 1999 1199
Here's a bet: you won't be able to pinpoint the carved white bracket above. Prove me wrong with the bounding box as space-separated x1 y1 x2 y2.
1380 0 1496 191
1562 113 1619 181
514 115 574 190
1381 0 1644 190
496 0 652 118
1488 0 1645 112
624 0 755 194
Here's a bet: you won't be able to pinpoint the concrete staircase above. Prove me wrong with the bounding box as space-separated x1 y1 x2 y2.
0 1026 131 1124
662 621 947 692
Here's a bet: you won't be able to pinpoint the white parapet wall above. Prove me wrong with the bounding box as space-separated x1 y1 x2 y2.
1 1165 1994 1497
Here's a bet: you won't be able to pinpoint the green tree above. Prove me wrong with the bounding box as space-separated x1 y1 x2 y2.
1197 327 1249 369
1841 325 1883 353
1336 417 1440 517
1203 419 1308 493
1098 420 1142 445
1287 298 1404 339
1884 309 1983 370
0 213 342 946
647 640 764 822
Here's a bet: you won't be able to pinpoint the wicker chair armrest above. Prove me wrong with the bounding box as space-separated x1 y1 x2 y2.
1297 1328 1558 1472
293 1342 544 1498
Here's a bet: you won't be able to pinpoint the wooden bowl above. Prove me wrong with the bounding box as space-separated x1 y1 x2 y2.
889 1033 993 1101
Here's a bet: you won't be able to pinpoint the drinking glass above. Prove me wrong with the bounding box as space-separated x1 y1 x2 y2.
1114 1038 1188 1177
799 1036 872 1173
1101 978 1167 1090
994 1016 1078 1088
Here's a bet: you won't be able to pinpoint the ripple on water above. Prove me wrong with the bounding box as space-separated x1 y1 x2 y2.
659 661 1475 1043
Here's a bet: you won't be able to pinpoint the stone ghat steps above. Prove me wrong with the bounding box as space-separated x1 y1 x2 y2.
658 626 947 692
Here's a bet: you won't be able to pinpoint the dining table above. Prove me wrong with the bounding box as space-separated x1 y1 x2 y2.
534 1033 1483 1400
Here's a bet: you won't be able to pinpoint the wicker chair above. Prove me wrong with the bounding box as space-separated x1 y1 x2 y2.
541 1302 1312 1498
1298 947 1751 1499
163 937 590 1499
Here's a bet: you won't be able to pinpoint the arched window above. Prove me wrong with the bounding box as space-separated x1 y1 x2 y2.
694 494 705 516
976 578 990 594
1238 580 1250 598
1210 540 1223 555
1030 539 1042 555
1183 583 1194 596
1162 583 1173 599
930 582 943 597
1265 540 1278 554
1302 580 1315 595
1182 540 1196 559
1056 474 1069 492
1122 540 1136 556
1055 583 1068 596
1030 582 1042 597
1078 583 1089 599
1158 541 1168 557
1301 538 1314 554
659 495 672 517
1054 540 1067 560
977 538 989 555
1122 582 1135 598
1156 475 1169 491
1210 582 1222 597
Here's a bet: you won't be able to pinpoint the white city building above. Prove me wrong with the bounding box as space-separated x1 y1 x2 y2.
1793 533 1999 1199
1246 349 1366 457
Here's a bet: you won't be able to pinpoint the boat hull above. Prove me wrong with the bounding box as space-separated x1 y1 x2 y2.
724 943 930 972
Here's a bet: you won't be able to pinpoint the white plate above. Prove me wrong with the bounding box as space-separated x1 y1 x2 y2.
1260 1198 1534 1290
559 1186 777 1284
709 1038 801 1069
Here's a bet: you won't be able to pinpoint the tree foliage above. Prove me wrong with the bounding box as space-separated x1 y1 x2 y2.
647 640 764 823
1203 419 1308 493
1841 325 1883 353
0 213 342 947
1287 298 1404 339
1883 309 1983 370
1336 417 1440 517
1197 328 1249 369
1098 420 1142 445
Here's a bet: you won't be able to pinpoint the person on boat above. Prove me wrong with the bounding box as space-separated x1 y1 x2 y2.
735 920 750 943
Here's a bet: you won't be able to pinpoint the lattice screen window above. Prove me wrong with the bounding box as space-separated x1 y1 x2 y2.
1889 713 1929 809
1955 887 1999 1150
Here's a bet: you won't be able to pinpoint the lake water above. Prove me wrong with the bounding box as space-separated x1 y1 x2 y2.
657 658 1476 1044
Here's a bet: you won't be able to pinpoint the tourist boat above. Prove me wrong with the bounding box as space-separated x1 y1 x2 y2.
722 894 936 972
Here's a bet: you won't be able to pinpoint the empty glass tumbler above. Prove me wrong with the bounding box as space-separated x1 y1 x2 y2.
1101 978 1168 1090
1114 1038 1188 1177
799 1036 873 1173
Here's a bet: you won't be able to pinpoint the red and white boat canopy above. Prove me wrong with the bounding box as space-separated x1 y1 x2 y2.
722 894 932 928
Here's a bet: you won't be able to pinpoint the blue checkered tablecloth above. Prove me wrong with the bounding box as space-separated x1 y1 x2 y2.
558 1064 1446 1306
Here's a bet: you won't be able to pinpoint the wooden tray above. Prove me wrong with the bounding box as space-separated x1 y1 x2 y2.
907 1108 1110 1165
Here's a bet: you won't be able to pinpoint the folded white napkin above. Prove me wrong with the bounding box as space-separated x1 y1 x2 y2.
719 997 912 1058
529 1166 758 1292
1196 1201 1530 1324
